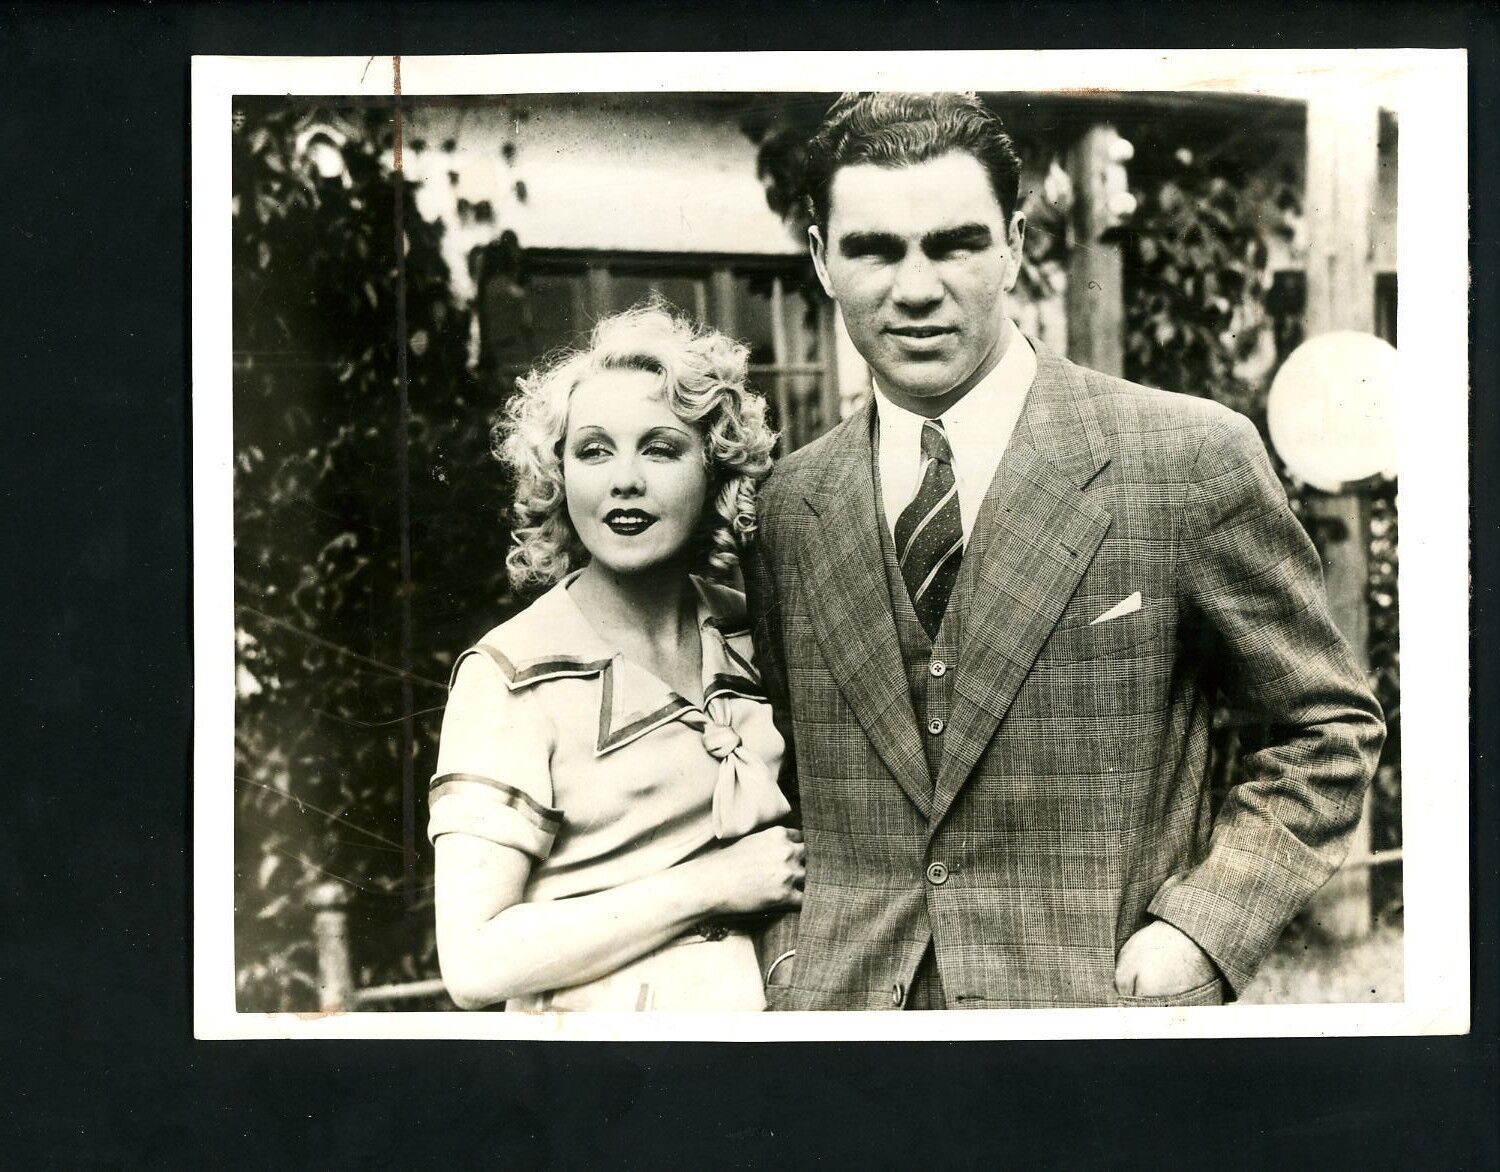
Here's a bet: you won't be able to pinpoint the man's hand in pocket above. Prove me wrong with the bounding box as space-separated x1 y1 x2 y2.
1115 919 1217 997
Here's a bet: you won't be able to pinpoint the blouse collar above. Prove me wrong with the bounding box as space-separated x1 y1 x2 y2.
474 571 763 756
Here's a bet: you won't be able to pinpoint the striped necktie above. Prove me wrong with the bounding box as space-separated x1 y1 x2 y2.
894 419 963 640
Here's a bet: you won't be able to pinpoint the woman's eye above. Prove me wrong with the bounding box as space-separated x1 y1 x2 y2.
644 442 681 459
575 443 610 461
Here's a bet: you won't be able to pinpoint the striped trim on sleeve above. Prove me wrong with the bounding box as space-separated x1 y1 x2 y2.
427 772 564 859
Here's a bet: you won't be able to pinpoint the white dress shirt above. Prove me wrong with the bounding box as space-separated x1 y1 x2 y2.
874 319 1037 546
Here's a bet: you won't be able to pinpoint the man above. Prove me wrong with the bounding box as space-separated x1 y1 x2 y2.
746 92 1384 1010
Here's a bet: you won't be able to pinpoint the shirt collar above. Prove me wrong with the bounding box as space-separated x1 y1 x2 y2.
873 319 1036 456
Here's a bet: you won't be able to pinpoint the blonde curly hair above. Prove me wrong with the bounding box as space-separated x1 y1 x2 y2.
497 301 778 590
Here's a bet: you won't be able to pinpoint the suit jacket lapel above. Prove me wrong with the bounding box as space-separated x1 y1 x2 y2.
796 402 934 817
929 343 1115 833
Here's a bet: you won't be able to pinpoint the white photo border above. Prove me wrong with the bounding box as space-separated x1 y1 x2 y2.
192 48 1470 1041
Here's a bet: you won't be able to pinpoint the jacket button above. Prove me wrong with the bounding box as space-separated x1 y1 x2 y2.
891 982 905 1006
927 717 945 735
926 861 949 885
929 660 947 678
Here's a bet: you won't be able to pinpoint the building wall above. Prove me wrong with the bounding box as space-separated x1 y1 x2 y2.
404 97 803 301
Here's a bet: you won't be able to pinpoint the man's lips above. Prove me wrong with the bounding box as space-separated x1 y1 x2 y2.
604 509 657 536
885 325 957 348
885 325 956 338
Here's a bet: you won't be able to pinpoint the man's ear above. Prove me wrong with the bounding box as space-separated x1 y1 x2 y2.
808 225 836 298
1002 211 1027 293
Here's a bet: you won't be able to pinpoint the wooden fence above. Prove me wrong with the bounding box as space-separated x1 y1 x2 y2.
310 883 450 1012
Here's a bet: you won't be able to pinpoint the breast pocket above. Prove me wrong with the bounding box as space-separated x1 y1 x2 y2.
1041 595 1161 664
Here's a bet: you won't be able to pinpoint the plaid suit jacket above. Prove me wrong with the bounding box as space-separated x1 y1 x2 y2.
746 342 1384 1009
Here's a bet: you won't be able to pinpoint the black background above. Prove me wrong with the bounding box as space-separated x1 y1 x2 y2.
1 2 1495 1165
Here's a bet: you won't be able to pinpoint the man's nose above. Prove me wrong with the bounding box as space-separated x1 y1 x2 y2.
890 251 943 311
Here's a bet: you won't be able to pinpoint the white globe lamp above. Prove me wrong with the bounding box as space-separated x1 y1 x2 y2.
1266 331 1398 493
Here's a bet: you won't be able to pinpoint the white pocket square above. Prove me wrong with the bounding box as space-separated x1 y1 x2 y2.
1090 591 1142 625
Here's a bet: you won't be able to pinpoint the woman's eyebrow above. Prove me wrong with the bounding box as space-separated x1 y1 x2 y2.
643 424 693 441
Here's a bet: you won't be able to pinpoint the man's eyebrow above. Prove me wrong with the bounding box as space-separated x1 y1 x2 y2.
837 231 904 257
923 224 994 252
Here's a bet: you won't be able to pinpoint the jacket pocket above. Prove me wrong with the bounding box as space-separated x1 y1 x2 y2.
762 947 797 1011
1041 603 1159 664
1118 974 1225 1008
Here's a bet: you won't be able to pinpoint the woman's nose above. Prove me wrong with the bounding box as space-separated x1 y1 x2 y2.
608 455 645 496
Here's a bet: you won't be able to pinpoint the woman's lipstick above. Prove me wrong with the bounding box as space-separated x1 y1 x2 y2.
604 508 657 536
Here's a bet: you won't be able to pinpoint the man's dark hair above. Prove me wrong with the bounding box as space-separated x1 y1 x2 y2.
803 92 1024 230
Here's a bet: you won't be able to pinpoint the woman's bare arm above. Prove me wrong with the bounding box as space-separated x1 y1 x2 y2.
434 826 803 1010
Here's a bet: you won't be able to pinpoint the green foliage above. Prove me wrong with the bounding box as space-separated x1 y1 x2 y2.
1367 478 1402 922
741 103 816 240
1117 149 1284 421
232 102 511 1009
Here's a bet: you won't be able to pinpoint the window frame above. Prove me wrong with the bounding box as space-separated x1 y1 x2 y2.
480 248 840 452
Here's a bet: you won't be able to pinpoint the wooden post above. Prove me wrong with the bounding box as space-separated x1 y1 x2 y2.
710 268 738 335
1065 124 1126 377
310 881 355 1013
586 266 612 320
1300 94 1380 941
768 275 797 447
819 301 842 436
832 308 871 421
1303 100 1379 344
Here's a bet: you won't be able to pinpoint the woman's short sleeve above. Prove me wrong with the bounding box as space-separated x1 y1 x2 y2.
427 648 562 859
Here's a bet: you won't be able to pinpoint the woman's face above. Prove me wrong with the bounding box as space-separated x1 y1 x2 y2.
563 368 710 579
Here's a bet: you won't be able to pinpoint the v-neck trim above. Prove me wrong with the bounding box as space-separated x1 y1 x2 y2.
473 571 764 758
559 571 716 707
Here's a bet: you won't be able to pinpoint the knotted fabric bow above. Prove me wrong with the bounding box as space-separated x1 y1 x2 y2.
684 697 791 839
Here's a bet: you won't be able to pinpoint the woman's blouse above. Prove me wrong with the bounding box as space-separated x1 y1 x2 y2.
428 573 789 904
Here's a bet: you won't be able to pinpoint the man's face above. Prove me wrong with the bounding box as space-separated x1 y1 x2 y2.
810 151 1025 416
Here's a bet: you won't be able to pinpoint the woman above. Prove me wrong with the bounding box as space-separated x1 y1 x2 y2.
429 303 803 1012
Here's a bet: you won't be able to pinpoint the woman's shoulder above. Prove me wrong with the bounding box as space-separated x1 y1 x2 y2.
691 575 750 638
455 579 614 690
